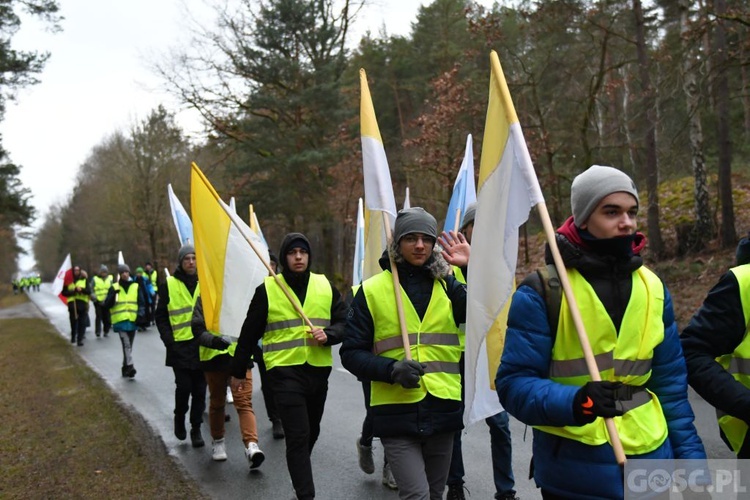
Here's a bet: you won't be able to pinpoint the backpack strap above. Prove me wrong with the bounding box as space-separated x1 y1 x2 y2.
536 264 562 337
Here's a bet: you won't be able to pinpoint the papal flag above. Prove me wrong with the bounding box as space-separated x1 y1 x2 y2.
352 198 365 286
191 162 269 335
360 68 397 280
464 51 544 425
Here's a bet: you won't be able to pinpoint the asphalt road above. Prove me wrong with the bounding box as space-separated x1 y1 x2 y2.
25 284 731 499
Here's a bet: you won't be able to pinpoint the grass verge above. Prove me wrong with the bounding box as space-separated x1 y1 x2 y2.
0 294 207 499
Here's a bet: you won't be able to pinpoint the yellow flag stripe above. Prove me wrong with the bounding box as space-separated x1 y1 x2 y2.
360 68 383 144
478 51 520 190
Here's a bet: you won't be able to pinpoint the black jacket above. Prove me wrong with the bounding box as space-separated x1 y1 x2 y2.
339 251 467 438
103 278 149 326
155 268 201 370
230 269 347 389
191 297 252 373
681 270 750 428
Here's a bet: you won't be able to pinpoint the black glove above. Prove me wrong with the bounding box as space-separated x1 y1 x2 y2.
390 360 426 389
210 335 232 351
573 381 624 424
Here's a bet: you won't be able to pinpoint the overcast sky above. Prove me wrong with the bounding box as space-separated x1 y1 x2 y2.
4 0 492 271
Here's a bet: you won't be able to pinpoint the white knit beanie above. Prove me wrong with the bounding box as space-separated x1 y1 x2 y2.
571 165 639 226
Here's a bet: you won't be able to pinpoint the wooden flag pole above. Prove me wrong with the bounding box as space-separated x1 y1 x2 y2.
536 201 627 466
382 211 412 360
452 208 463 233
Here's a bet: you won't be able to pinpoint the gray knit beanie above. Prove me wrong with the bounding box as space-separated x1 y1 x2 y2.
571 165 639 226
178 244 195 265
118 264 130 274
460 202 477 232
394 207 438 243
99 264 109 273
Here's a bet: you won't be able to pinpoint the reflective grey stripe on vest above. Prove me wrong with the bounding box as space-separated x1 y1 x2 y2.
422 360 460 375
171 320 192 331
618 389 651 414
549 352 652 378
263 338 320 353
265 317 331 332
169 306 193 317
372 332 459 356
727 357 750 375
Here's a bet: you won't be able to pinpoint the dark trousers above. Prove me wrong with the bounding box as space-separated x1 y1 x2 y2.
93 301 111 334
360 380 374 446
253 343 279 422
272 368 329 500
68 301 87 343
173 367 207 428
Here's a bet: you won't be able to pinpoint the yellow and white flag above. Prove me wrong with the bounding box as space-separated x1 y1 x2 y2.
360 68 397 280
191 162 269 335
464 51 545 425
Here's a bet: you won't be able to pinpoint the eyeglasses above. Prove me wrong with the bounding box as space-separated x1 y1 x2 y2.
400 234 435 246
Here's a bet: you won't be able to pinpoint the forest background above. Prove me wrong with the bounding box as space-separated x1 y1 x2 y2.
1 0 749 326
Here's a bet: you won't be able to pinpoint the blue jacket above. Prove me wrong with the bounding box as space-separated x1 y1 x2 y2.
496 232 705 499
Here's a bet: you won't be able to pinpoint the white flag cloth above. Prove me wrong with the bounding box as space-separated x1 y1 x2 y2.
191 162 269 336
353 198 365 286
51 253 72 302
464 51 544 425
360 68 397 280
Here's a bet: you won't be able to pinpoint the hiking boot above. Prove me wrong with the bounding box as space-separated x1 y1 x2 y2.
272 419 285 439
356 436 374 474
95 331 101 337
447 484 469 500
246 442 265 469
174 415 187 440
212 438 227 461
495 493 519 500
382 462 397 490
77 340 84 346
226 386 234 404
190 426 205 448
126 365 136 378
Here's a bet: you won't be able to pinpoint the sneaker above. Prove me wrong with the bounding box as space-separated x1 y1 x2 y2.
356 436 375 474
212 438 227 461
382 462 397 490
272 419 285 439
174 415 187 441
190 426 205 448
447 484 469 500
246 442 265 469
226 386 234 404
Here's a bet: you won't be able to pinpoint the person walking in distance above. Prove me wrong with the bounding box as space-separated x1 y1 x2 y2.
231 233 347 500
156 244 207 449
341 207 470 500
104 263 147 378
496 165 706 498
61 265 91 346
91 264 113 337
192 296 265 468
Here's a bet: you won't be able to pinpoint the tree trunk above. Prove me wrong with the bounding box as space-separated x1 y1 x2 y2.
679 0 712 250
714 0 735 247
632 0 664 258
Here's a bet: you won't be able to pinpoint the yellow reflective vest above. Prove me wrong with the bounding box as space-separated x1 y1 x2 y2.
111 282 139 324
535 266 669 455
67 278 89 303
262 274 332 370
363 270 463 407
148 269 158 292
716 265 750 454
166 276 200 342
93 275 112 302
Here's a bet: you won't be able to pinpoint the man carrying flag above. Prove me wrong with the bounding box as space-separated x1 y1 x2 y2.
341 207 470 500
61 264 91 346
